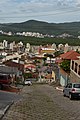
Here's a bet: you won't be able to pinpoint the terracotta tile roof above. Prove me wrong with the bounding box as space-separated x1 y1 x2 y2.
24 64 36 69
60 50 80 60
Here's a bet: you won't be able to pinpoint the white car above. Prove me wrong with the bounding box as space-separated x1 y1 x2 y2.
63 83 80 100
24 80 32 86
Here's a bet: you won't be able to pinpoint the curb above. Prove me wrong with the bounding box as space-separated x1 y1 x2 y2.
0 101 14 119
56 87 63 91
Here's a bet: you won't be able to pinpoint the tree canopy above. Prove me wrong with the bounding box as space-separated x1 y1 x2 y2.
60 60 70 72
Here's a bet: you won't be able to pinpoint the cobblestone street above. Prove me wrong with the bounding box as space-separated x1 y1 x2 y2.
2 84 80 120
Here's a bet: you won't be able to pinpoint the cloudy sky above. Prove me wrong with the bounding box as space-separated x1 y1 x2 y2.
0 0 80 23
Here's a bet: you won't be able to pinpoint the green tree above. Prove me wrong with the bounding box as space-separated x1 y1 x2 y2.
54 50 64 57
60 60 70 72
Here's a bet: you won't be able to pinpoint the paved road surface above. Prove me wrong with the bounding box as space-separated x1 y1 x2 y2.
0 90 21 119
2 84 80 120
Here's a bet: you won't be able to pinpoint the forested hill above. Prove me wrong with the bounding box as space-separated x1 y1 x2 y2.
0 20 80 36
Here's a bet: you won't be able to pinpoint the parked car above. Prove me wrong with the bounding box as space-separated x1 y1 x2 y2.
24 80 32 86
0 74 12 90
63 83 80 100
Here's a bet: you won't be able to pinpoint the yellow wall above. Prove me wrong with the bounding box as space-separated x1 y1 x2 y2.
41 50 55 54
52 71 56 81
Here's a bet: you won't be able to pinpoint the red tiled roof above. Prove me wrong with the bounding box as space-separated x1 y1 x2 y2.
60 50 80 60
25 64 36 69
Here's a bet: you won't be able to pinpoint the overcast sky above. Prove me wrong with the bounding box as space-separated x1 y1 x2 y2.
0 0 80 23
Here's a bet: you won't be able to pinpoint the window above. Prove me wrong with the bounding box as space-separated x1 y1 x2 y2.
75 63 78 73
78 65 80 76
68 83 72 88
67 83 72 88
72 61 74 70
73 84 80 88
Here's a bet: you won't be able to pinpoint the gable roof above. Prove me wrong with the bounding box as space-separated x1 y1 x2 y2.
60 50 80 60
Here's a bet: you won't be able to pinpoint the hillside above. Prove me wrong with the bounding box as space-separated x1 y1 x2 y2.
0 20 80 36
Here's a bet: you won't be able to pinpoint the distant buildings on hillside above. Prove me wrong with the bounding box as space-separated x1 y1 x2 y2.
0 30 75 39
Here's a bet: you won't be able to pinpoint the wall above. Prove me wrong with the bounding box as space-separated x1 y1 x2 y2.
70 70 80 83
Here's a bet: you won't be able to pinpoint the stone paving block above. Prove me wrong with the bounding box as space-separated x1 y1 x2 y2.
2 85 80 120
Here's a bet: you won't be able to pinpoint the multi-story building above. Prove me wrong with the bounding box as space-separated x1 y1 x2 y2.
70 56 80 82
3 40 8 48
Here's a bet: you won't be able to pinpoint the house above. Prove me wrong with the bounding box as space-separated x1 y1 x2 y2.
56 50 80 86
60 50 80 60
40 48 55 54
46 57 56 63
70 56 80 83
0 65 18 74
39 45 56 55
56 50 80 64
4 60 24 72
0 64 20 85
24 64 36 73
3 60 24 83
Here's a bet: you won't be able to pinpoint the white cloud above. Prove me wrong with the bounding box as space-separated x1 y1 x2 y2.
0 0 80 23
